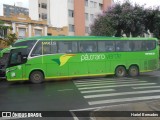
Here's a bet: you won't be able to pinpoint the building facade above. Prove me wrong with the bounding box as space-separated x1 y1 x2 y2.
29 0 113 36
3 4 29 17
0 3 68 48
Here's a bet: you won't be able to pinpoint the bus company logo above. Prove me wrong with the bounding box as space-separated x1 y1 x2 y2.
2 112 11 118
52 54 76 67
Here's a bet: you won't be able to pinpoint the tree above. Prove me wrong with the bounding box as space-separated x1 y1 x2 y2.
0 20 17 46
90 13 116 36
90 1 160 38
144 7 160 39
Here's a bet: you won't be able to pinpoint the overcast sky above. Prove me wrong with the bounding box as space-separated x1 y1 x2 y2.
0 0 160 8
115 0 160 8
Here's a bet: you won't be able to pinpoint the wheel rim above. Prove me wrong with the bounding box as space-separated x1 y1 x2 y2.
33 74 41 81
118 69 123 75
116 67 126 77
130 67 138 76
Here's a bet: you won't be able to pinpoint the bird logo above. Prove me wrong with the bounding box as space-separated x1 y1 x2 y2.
52 54 76 66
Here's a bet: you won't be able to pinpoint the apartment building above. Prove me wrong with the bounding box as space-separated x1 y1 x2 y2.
29 0 113 36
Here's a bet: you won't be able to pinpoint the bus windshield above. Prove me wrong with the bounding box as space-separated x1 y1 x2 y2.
13 40 37 47
13 40 37 53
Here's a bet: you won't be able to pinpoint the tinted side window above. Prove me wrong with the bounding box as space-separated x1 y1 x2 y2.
31 41 42 56
50 41 57 54
116 41 131 51
31 41 58 56
145 40 156 50
58 41 78 53
133 40 156 51
105 41 115 51
79 41 97 53
98 41 115 52
98 41 105 52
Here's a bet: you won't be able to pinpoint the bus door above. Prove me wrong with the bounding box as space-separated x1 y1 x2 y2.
7 48 27 81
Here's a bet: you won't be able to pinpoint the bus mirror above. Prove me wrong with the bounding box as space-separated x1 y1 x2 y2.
22 56 27 62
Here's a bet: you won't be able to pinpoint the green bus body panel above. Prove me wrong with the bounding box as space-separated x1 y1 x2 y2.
6 36 159 81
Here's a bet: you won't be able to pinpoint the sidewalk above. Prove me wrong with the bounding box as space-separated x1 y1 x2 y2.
91 100 160 120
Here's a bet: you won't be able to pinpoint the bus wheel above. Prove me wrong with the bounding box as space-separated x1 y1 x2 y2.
128 66 139 77
115 66 126 77
30 71 44 84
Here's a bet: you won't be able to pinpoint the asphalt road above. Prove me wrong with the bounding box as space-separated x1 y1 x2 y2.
0 70 160 120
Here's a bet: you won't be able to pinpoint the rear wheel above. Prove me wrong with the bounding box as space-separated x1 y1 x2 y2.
30 71 44 84
115 66 127 77
128 66 139 77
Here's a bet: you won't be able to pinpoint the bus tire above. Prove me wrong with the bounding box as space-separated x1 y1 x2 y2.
128 65 139 77
30 71 44 84
115 66 127 77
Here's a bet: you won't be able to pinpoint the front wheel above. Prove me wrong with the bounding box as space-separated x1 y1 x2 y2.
115 66 127 77
128 66 139 77
30 71 44 84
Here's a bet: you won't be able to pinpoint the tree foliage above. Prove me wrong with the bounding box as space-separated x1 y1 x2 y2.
90 1 160 39
0 20 17 46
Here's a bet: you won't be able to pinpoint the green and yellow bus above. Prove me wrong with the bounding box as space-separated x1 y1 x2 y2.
4 36 159 83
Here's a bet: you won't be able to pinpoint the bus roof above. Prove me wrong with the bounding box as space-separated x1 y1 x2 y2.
16 36 158 43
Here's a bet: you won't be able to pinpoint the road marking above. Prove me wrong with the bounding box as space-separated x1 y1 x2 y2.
133 86 160 89
74 79 116 83
74 79 141 85
78 83 156 90
70 111 79 120
81 89 115 94
75 81 147 87
70 99 155 111
149 75 160 77
88 95 160 105
57 89 74 91
74 78 139 84
84 89 160 98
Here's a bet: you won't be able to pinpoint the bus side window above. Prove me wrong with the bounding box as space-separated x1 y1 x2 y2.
105 41 115 52
50 42 57 54
58 41 78 53
98 41 105 52
79 44 84 52
129 41 135 51
31 41 42 56
116 42 121 51
146 41 155 50
79 41 97 53
141 41 148 51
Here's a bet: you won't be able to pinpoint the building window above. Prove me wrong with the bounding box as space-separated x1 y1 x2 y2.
68 10 74 17
35 29 42 36
38 4 40 7
69 24 75 32
90 1 94 8
18 28 26 38
0 29 7 38
42 13 47 19
85 13 88 21
85 27 90 34
41 3 47 9
99 3 103 10
68 0 73 3
85 0 88 7
94 2 97 8
90 14 94 21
